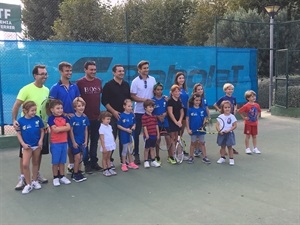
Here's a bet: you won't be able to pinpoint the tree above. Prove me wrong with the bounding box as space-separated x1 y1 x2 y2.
22 0 62 40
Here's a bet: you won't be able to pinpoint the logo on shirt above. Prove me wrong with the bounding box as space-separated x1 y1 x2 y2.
35 120 40 127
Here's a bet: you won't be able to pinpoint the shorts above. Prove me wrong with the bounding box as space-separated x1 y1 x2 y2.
71 144 86 155
22 146 39 152
244 124 258 136
159 126 170 136
191 134 205 143
217 132 236 147
19 132 49 158
144 136 157 149
50 142 68 164
168 120 181 133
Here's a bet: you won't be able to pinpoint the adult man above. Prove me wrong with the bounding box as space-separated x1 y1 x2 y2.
12 65 49 190
49 62 80 172
101 64 131 163
130 60 156 165
77 61 102 173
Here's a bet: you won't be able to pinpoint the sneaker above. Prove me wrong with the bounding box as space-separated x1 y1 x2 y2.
252 148 261 154
103 170 111 177
110 161 115 170
92 164 103 172
194 149 201 158
217 157 226 164
72 173 86 182
128 162 139 169
167 157 177 165
85 165 93 174
144 161 150 168
15 175 26 191
155 157 162 165
229 158 235 166
202 157 211 164
22 184 33 194
233 148 239 154
187 157 194 164
245 148 252 154
53 178 60 186
60 176 71 184
150 160 161 168
134 155 141 165
183 151 189 156
31 180 41 190
108 169 117 175
121 164 128 172
183 155 189 161
67 164 74 175
37 172 48 184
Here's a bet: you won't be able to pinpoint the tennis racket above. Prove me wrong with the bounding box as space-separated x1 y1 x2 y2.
216 116 226 134
39 97 51 126
128 132 135 155
174 134 184 164
79 144 87 164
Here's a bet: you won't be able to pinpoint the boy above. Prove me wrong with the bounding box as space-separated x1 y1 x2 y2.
142 99 160 168
48 99 71 186
213 83 239 154
238 90 262 154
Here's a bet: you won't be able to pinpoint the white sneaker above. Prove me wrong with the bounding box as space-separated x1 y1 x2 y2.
31 180 41 190
245 148 252 154
37 171 48 183
144 161 150 168
108 169 117 175
15 175 26 190
53 178 60 186
150 160 161 168
229 158 235 166
217 157 226 164
60 176 71 184
103 170 111 177
253 148 261 154
22 184 33 194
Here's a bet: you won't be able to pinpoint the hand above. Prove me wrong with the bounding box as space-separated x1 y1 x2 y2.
22 143 30 150
113 111 120 120
73 143 79 149
176 121 182 128
145 136 149 140
188 129 192 135
13 120 20 130
127 128 132 133
38 140 43 149
65 113 74 119
83 142 87 147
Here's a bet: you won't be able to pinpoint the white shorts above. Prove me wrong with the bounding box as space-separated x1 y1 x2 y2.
22 146 39 152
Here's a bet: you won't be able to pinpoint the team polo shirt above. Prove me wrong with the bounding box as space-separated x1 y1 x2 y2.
152 96 169 127
102 79 131 113
16 82 49 118
142 113 158 137
187 107 207 135
118 112 136 145
17 116 44 146
130 75 156 114
180 88 189 109
49 80 80 114
215 95 237 114
69 114 90 145
48 115 69 143
238 102 261 126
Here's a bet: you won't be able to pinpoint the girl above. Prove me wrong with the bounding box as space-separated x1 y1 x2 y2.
174 72 189 137
99 111 117 176
216 100 237 166
117 99 139 172
152 82 171 165
186 94 211 164
16 101 44 194
69 97 89 182
167 85 184 164
192 83 210 157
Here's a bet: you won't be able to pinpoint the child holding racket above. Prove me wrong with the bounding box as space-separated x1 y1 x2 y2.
152 82 171 165
216 100 237 166
238 90 262 154
16 101 45 194
142 99 161 168
68 97 89 182
186 93 211 164
99 111 117 176
117 99 139 172
213 83 239 154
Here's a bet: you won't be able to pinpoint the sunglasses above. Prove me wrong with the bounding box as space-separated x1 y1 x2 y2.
144 80 147 89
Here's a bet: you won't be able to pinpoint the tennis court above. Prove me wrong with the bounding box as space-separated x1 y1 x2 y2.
0 111 299 225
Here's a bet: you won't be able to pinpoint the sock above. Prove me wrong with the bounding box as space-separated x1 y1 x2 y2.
54 175 59 179
222 156 226 159
156 156 160 161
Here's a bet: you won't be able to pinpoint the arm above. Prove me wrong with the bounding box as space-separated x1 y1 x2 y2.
51 123 71 133
156 124 160 140
213 103 221 113
99 134 107 152
143 126 149 140
12 99 23 128
185 116 192 134
38 128 45 150
130 93 146 103
84 126 88 147
117 124 132 133
105 103 120 120
69 126 78 149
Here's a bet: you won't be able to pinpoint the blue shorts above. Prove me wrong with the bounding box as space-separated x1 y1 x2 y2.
144 136 157 149
217 132 236 147
50 142 67 164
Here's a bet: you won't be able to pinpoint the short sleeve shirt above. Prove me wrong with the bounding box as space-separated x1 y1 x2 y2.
239 102 261 126
69 114 90 145
118 112 136 145
48 115 69 143
167 97 183 121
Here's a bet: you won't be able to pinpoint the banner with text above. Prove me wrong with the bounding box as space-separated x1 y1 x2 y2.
0 3 21 32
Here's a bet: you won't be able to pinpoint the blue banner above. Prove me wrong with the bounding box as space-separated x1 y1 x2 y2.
0 41 257 125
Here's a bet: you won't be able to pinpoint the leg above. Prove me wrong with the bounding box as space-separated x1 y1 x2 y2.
31 148 41 181
22 148 32 186
89 120 100 169
133 113 143 159
73 153 81 174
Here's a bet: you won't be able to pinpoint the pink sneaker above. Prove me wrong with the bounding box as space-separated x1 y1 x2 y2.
128 162 139 169
121 164 128 172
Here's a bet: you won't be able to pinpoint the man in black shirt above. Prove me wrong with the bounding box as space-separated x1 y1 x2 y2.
101 64 131 164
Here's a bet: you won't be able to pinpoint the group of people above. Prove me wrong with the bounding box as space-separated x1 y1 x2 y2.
12 60 262 195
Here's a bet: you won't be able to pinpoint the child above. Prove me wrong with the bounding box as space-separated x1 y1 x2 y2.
216 100 237 166
186 94 211 164
69 97 89 182
142 99 161 168
192 83 210 157
48 99 71 186
152 82 171 165
167 84 184 164
16 101 44 194
213 83 239 154
117 99 139 172
99 111 117 176
238 90 262 154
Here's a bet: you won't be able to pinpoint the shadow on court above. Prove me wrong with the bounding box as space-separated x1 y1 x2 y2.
0 111 299 225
